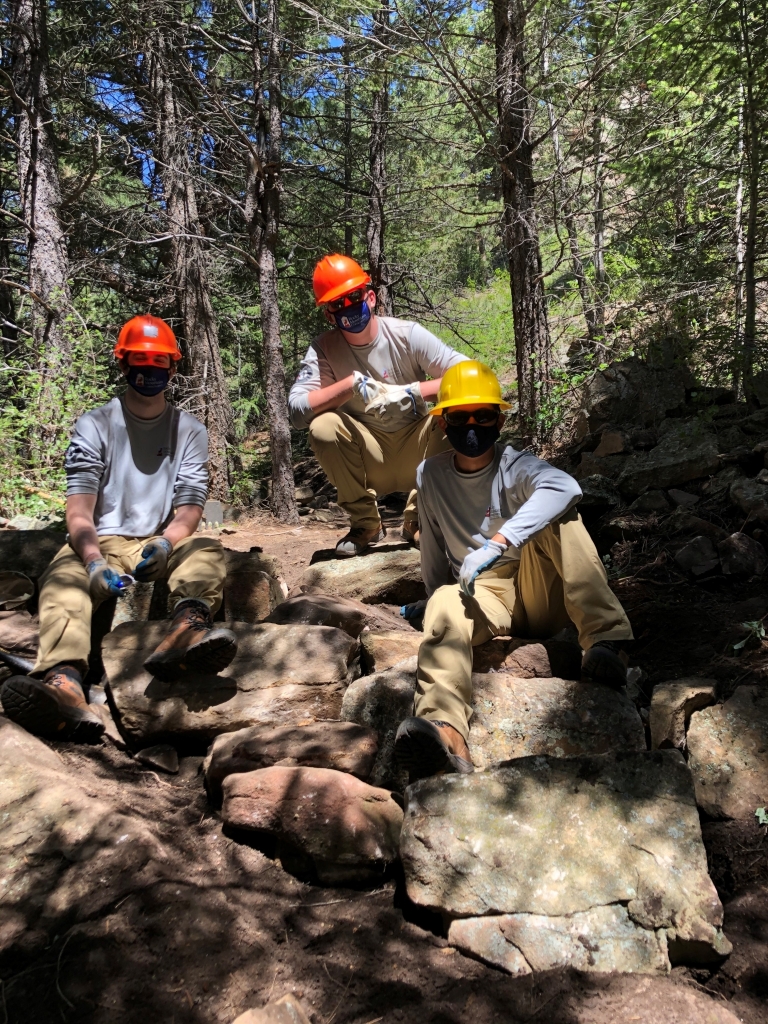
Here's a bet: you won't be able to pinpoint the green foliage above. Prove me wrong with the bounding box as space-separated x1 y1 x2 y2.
733 620 766 650
756 807 768 826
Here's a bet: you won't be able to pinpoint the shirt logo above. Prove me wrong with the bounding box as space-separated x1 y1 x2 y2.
157 447 172 458
486 505 501 518
382 369 390 379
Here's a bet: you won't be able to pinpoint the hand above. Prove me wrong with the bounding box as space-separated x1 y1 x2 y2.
366 382 427 421
400 599 427 622
134 537 173 582
459 539 507 597
87 557 125 600
351 371 388 406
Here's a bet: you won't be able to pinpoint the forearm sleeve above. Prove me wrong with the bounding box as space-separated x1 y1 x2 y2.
65 422 104 495
173 428 209 508
288 343 326 430
498 460 583 550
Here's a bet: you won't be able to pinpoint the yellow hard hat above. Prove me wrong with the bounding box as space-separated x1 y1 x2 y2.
430 360 512 415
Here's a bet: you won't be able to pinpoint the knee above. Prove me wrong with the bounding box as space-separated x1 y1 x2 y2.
424 584 465 633
308 412 346 448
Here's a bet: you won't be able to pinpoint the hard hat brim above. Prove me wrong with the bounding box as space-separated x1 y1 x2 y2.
315 272 373 306
430 395 513 415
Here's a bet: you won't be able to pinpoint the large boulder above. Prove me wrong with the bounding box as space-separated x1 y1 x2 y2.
360 630 422 674
222 765 402 884
401 752 731 970
264 593 369 637
297 549 425 605
718 532 768 575
574 358 691 439
0 530 65 580
687 685 768 819
0 715 164 952
650 679 716 751
203 721 378 804
103 621 360 750
469 674 646 770
729 476 768 521
223 550 286 622
617 423 720 497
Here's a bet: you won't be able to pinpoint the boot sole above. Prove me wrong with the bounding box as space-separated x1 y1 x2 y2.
144 628 238 682
0 675 105 743
335 529 386 558
394 717 474 782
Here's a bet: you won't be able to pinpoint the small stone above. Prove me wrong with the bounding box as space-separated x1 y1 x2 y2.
92 702 128 750
264 593 369 637
650 679 716 751
203 722 378 804
593 429 628 457
688 685 768 819
717 532 768 575
674 535 720 575
111 581 155 627
360 630 422 674
233 994 311 1024
222 766 403 884
730 476 768 521
298 549 425 605
628 490 670 514
668 488 699 507
294 485 315 503
135 744 179 774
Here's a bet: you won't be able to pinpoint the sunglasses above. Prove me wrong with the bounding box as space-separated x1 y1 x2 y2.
127 352 172 368
443 407 499 427
324 288 369 312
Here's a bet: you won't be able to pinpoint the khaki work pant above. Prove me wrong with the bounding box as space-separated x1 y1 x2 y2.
415 509 634 739
309 411 450 531
33 534 226 675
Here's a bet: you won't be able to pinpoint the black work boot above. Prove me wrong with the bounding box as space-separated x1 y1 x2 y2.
581 640 628 690
394 717 474 783
143 599 237 682
0 663 105 742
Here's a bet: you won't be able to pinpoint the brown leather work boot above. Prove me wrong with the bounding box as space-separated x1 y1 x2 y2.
0 664 104 742
394 717 474 782
143 599 238 682
335 525 386 558
401 522 420 548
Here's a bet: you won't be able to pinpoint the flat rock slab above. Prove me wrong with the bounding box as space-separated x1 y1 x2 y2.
0 715 165 952
203 721 378 804
468 673 645 770
688 685 768 819
617 425 719 496
297 549 425 605
360 629 422 673
449 904 669 976
402 752 730 968
103 621 360 749
222 765 403 884
0 530 65 579
650 679 716 751
264 593 370 637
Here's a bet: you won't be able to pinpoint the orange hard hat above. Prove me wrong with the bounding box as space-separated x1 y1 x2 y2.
312 254 372 306
114 315 182 361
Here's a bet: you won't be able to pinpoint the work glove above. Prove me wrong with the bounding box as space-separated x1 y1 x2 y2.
134 537 173 582
365 382 428 422
400 598 427 625
459 539 507 597
351 371 388 406
87 557 126 601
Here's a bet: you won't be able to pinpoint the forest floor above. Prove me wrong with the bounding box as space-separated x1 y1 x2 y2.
1 516 767 1024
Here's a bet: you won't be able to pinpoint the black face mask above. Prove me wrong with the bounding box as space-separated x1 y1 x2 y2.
127 365 170 396
445 423 500 458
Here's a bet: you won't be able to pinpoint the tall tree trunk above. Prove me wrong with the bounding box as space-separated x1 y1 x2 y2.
147 15 235 499
734 84 746 399
343 27 353 257
10 0 73 446
541 8 595 343
739 0 759 399
366 1 394 315
592 110 607 344
492 0 551 443
245 0 298 523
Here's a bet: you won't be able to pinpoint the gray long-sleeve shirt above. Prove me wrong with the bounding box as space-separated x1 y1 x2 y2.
417 444 583 596
288 317 467 432
65 396 209 537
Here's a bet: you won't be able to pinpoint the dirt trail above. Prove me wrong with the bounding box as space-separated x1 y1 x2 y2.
1 516 767 1024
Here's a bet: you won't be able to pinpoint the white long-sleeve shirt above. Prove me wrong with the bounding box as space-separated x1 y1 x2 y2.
417 444 583 596
65 396 209 537
288 317 467 432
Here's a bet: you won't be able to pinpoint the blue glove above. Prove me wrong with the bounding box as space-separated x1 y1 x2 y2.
87 557 125 600
400 599 427 621
459 539 507 597
134 537 173 582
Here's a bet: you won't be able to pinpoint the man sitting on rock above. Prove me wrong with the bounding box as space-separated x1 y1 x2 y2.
288 253 467 556
0 315 237 743
394 360 634 780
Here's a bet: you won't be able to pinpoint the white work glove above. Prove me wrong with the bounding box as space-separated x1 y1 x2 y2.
134 537 173 582
459 539 507 597
351 371 389 406
87 557 125 600
365 382 428 421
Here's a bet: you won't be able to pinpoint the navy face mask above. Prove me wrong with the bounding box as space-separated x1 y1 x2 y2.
446 423 500 458
333 300 371 334
127 365 170 396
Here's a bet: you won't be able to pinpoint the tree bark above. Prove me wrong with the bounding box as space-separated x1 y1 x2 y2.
147 13 235 499
492 0 551 443
10 0 73 422
366 1 394 315
245 0 298 523
343 28 354 258
739 0 759 399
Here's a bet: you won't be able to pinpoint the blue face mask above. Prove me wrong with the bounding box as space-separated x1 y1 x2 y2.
333 300 371 334
127 365 170 396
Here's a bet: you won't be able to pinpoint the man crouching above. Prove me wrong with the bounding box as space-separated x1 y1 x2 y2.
395 360 633 781
0 315 237 742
